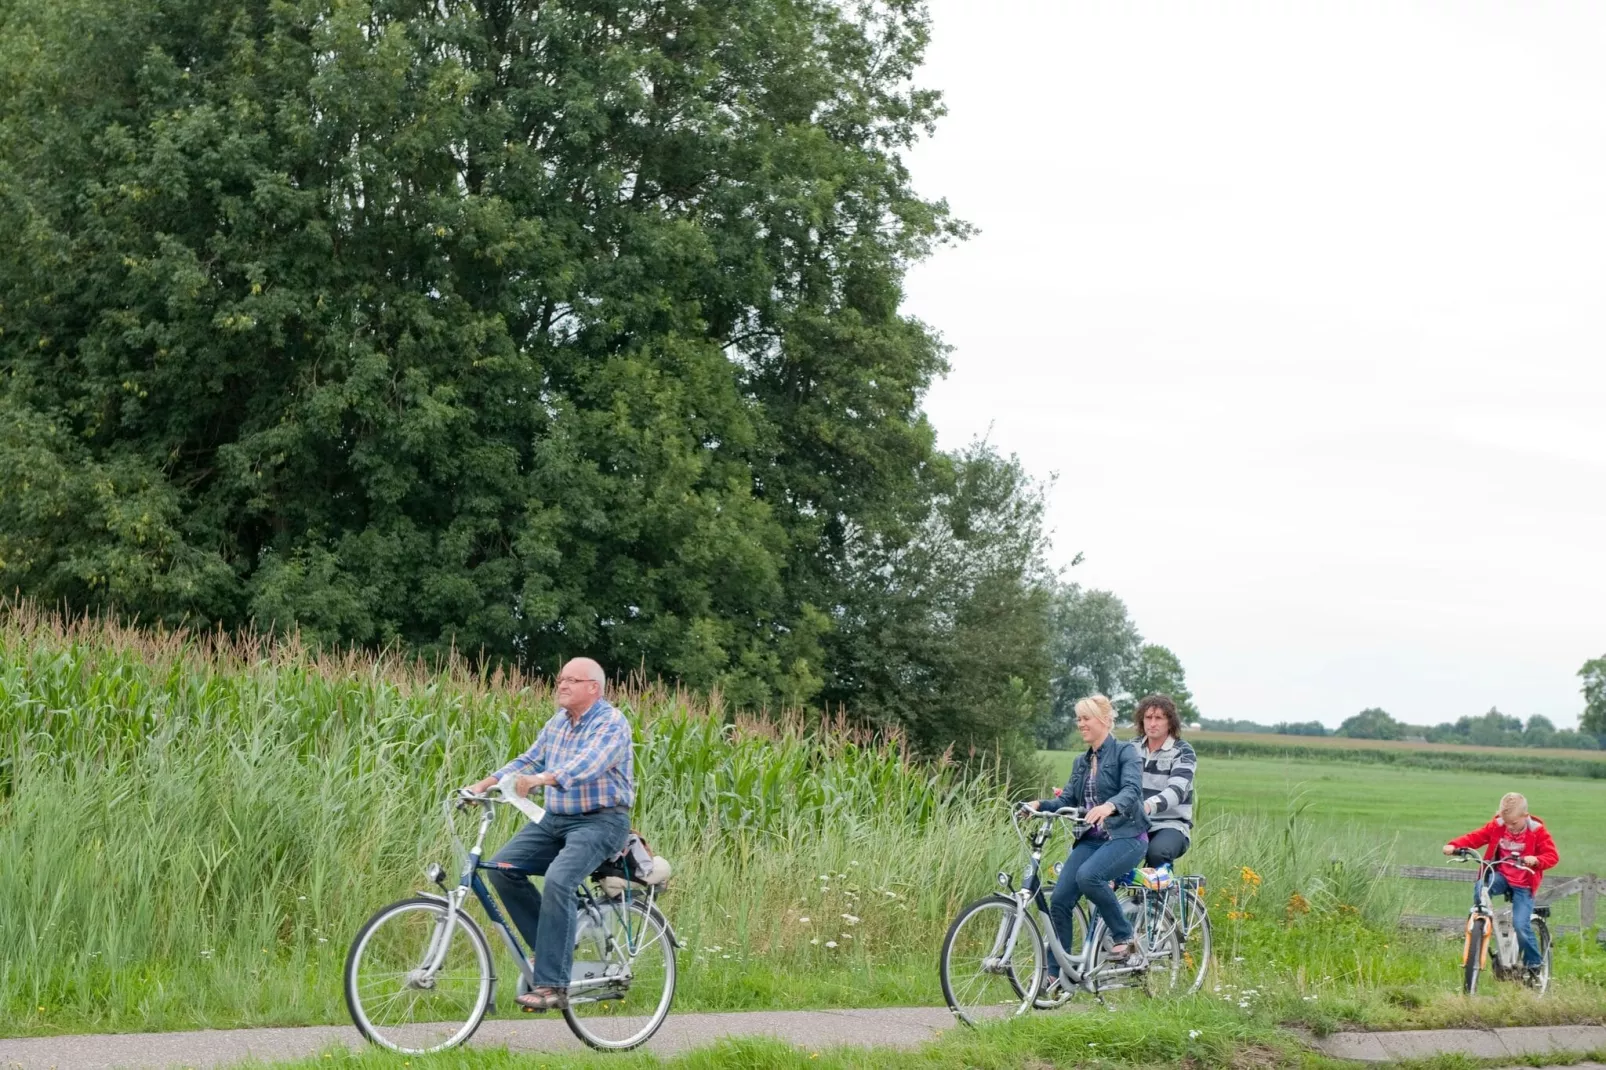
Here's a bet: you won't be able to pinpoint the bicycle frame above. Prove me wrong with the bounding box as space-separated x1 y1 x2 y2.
1005 808 1105 989
417 795 661 1001
1455 851 1535 974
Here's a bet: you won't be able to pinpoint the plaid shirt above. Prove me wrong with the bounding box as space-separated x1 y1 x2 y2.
493 699 635 815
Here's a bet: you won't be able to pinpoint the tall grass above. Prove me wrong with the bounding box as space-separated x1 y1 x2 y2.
1 603 1601 1037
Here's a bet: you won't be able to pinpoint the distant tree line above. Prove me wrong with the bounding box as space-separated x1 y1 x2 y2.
1334 703 1602 750
1200 718 1329 736
1194 650 1606 750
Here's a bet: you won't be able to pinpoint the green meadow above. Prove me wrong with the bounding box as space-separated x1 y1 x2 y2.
1041 749 1605 926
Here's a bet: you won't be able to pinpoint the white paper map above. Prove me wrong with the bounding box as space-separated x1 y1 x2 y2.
496 774 547 824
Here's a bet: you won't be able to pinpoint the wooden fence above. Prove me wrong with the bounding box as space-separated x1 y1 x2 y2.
1381 865 1603 935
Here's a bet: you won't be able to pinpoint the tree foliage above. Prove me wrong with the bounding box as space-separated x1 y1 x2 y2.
1037 584 1142 747
0 0 1067 753
1118 643 1199 724
821 442 1053 766
1425 707 1599 751
1336 707 1405 741
1581 656 1606 739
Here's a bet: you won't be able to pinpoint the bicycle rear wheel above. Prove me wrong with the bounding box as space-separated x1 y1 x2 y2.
1531 917 1552 995
563 896 677 1050
1179 889 1211 993
940 895 1042 1025
345 896 493 1054
1138 900 1184 996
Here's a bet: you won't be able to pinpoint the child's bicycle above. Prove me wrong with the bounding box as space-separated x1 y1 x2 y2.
1447 848 1551 995
343 789 677 1054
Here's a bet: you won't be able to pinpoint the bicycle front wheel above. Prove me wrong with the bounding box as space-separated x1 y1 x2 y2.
1463 916 1487 995
345 896 493 1054
940 895 1042 1026
563 897 677 1050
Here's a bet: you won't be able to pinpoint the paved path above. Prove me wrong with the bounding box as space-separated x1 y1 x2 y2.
1312 1024 1606 1063
4 1012 1606 1068
0 1008 956 1069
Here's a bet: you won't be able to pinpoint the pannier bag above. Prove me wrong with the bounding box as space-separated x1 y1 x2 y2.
599 830 672 897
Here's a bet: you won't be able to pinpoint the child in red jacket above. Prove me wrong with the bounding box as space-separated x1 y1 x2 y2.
1442 792 1559 982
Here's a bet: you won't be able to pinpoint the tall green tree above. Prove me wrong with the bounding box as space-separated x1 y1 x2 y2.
1118 643 1199 724
1581 656 1606 739
0 0 974 713
820 442 1054 766
1037 584 1142 748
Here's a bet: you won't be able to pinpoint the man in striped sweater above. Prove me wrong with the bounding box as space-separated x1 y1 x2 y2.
1132 694 1197 868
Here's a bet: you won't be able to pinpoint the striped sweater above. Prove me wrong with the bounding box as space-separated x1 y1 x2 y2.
1135 735 1196 838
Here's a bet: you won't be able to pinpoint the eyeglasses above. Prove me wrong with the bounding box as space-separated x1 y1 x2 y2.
557 675 599 686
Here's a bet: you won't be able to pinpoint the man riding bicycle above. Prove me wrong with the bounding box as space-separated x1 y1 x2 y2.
1442 791 1558 986
466 657 634 1012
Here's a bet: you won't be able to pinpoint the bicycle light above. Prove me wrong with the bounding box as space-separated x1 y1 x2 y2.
1051 861 1063 878
997 870 1011 889
424 863 446 887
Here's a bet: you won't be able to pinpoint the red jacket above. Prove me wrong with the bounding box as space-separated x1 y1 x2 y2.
1449 816 1559 892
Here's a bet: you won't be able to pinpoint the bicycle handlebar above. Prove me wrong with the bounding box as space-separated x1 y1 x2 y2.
1448 849 1536 874
1014 802 1089 822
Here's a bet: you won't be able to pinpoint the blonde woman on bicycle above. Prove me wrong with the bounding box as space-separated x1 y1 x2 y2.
1025 695 1148 994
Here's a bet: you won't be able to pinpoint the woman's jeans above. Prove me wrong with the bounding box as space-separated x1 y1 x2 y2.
1484 872 1541 968
1047 835 1147 974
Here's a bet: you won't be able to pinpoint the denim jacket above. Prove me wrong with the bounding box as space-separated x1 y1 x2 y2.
1039 734 1149 840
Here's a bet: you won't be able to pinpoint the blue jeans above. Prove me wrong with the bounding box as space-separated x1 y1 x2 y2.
1047 836 1147 973
1484 872 1541 968
486 810 631 989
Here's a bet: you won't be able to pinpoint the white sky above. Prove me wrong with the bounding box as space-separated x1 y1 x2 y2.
902 2 1606 730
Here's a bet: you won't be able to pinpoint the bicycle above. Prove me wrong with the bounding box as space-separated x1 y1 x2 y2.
938 804 1208 1025
1448 848 1551 995
344 788 678 1054
1101 860 1212 997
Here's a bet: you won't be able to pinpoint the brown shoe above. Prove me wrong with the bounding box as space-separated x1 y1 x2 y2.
516 986 569 1012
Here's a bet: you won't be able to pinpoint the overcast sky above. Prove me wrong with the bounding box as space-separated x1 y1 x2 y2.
901 2 1606 730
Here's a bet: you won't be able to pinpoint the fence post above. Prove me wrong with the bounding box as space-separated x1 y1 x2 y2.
1583 879 1598 928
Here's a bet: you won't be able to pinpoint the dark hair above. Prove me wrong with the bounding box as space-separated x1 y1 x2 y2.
1133 694 1182 737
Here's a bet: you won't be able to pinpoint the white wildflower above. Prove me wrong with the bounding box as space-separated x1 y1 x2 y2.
825 940 838 949
841 914 860 925
1188 1030 1201 1039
